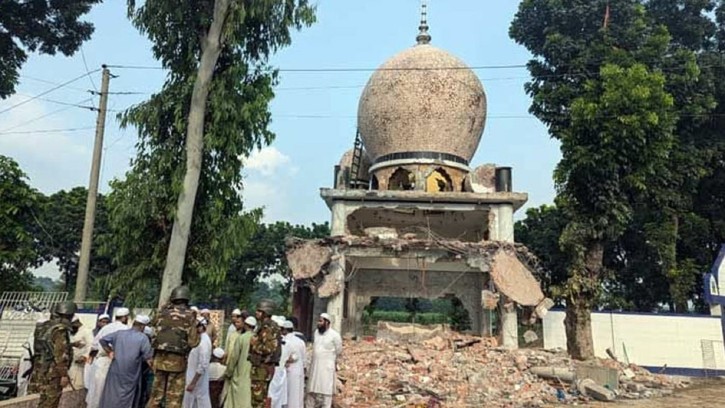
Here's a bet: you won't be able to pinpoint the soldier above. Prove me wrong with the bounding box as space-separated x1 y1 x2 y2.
28 301 76 408
248 299 282 408
147 286 200 408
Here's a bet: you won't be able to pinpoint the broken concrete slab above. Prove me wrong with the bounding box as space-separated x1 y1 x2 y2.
286 240 332 280
317 271 344 298
363 226 398 240
376 321 449 343
577 378 617 401
490 250 545 306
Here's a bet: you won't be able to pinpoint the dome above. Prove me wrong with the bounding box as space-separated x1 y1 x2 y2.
357 43 487 170
338 148 371 177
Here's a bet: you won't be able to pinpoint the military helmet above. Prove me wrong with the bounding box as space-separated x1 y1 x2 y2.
170 285 191 302
256 299 276 315
54 301 77 317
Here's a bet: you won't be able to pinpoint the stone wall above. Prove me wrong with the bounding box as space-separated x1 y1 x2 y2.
0 390 86 408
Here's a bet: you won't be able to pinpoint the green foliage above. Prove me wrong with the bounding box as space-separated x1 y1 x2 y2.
100 0 315 306
0 0 101 98
35 187 111 293
0 155 43 291
515 205 570 303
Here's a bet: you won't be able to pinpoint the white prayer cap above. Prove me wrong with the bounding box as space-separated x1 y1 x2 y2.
320 313 331 322
115 307 130 317
213 348 225 359
244 316 257 327
191 306 199 312
144 326 154 336
201 308 211 314
135 314 150 325
98 314 110 321
231 308 242 316
197 316 208 326
271 315 285 327
282 320 294 330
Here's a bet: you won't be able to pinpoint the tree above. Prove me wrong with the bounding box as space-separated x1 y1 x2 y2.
0 0 101 98
119 0 316 307
0 155 43 291
36 187 111 293
511 1 687 359
515 205 570 305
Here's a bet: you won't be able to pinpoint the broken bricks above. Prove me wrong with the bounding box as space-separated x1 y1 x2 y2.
333 331 690 408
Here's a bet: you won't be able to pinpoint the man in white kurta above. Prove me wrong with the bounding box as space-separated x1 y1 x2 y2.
306 313 342 408
282 320 306 408
68 316 94 390
183 317 213 408
86 308 130 408
267 317 289 408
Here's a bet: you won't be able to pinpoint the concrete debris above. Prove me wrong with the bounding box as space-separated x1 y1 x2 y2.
523 330 539 344
363 227 399 240
464 164 496 193
317 272 344 298
285 239 332 280
534 298 555 319
376 321 449 343
334 333 690 407
481 290 499 310
490 250 545 306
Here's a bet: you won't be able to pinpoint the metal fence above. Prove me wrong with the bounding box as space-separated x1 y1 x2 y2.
0 292 68 321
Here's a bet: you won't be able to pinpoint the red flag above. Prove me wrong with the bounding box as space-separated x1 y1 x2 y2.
603 3 611 29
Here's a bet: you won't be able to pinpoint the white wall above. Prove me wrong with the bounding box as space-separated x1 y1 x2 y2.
543 310 725 371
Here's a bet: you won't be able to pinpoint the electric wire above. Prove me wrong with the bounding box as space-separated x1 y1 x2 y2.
0 97 95 133
0 70 101 115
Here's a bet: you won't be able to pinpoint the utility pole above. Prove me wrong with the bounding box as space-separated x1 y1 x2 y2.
75 65 110 303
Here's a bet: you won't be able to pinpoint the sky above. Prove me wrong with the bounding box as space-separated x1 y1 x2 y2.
2 0 560 279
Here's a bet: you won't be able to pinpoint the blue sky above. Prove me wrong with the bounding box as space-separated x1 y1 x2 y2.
1 0 559 228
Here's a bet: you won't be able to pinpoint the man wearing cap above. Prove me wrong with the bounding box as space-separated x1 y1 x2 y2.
183 316 213 408
222 316 255 408
209 348 226 408
98 315 153 408
148 285 200 408
93 314 111 337
306 313 342 408
281 320 305 408
68 315 93 390
266 317 289 408
87 307 131 408
225 309 243 354
249 300 282 408
28 301 76 408
201 309 219 347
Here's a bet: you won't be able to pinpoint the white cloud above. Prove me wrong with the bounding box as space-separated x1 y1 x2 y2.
244 146 290 176
0 96 93 193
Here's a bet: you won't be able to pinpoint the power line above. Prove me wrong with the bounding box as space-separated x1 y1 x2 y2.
15 93 97 109
106 63 528 73
18 75 90 93
0 70 101 115
80 46 99 93
0 97 95 133
0 126 95 136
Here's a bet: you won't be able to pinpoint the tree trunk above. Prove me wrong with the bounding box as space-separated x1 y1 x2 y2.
564 241 604 360
158 0 231 307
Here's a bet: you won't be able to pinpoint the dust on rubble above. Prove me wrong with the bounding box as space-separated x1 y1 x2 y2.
333 331 692 408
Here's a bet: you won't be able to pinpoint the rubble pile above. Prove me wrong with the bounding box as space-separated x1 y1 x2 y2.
333 333 690 408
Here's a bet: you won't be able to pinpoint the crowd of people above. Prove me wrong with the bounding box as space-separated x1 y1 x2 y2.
21 285 343 408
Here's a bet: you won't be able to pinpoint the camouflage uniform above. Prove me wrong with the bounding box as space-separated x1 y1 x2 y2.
248 318 281 408
28 318 72 408
147 303 200 408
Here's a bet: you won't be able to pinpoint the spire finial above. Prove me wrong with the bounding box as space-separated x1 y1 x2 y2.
416 0 431 45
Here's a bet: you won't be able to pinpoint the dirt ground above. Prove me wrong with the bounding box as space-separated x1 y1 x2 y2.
591 378 725 407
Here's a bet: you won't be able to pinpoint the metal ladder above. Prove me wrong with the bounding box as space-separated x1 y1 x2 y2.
348 130 365 189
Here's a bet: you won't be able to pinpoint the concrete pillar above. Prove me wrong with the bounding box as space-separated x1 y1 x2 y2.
497 203 518 349
330 202 347 236
481 277 494 337
325 254 346 334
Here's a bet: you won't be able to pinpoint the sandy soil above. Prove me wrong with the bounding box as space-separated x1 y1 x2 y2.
593 378 725 408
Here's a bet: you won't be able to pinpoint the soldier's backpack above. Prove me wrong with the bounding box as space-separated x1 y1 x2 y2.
152 305 192 354
32 319 71 368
